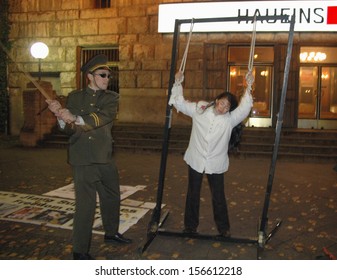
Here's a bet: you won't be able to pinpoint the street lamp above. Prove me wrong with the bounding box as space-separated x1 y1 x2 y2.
30 42 49 81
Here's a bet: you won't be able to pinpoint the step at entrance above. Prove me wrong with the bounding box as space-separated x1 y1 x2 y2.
41 123 337 162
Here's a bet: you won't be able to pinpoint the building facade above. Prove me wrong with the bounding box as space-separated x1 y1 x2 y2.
5 0 337 135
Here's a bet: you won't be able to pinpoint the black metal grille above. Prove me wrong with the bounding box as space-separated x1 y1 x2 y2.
95 0 111 8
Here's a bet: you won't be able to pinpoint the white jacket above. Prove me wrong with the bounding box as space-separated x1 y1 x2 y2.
169 82 253 174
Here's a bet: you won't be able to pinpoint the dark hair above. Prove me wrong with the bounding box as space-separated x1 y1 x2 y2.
214 91 238 112
214 92 243 151
201 91 238 112
200 92 244 150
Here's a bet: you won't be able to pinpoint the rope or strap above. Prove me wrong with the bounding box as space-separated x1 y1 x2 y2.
248 13 257 72
178 19 194 74
169 20 194 107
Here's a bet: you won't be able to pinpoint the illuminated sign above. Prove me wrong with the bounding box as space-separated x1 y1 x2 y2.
158 1 337 32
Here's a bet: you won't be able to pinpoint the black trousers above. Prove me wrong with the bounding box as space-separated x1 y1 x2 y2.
72 161 120 254
184 166 230 233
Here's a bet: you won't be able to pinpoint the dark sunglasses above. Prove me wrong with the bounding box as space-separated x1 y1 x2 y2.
94 73 112 79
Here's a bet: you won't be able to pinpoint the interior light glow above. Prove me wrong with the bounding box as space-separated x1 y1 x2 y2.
300 51 327 62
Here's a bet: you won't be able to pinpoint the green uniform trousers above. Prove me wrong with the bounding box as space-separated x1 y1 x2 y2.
72 160 120 254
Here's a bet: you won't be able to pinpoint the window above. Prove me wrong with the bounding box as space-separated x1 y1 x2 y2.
95 0 111 8
298 47 337 120
228 46 274 118
82 0 111 8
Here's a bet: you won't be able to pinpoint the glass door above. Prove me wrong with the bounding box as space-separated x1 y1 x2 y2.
320 67 337 119
298 66 318 119
298 47 337 129
228 46 274 127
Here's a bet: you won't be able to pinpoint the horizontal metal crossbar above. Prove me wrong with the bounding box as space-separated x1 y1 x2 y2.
176 15 290 25
157 228 258 244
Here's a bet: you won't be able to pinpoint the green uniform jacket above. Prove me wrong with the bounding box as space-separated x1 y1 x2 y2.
61 87 119 166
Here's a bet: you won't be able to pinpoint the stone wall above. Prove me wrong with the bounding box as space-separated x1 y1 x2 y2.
7 0 337 134
8 0 203 133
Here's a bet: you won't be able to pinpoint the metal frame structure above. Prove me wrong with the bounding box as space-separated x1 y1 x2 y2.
141 14 296 259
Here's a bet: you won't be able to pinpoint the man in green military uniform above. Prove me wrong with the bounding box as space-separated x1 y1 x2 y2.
47 54 131 260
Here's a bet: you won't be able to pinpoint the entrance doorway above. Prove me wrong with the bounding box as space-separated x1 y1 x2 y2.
298 47 337 129
228 46 274 127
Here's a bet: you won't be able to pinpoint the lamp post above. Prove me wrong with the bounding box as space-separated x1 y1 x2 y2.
30 42 49 81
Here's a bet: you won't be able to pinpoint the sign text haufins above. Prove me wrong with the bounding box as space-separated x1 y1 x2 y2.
238 7 325 24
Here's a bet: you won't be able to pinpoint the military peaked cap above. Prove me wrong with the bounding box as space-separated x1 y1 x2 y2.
81 54 111 73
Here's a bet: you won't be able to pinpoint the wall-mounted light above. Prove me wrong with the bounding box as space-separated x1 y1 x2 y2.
230 69 237 76
260 70 269 77
30 42 49 81
321 73 329 80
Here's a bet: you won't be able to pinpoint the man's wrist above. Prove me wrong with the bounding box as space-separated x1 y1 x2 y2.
74 115 85 125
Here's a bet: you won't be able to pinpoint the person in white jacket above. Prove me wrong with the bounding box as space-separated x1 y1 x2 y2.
169 71 254 237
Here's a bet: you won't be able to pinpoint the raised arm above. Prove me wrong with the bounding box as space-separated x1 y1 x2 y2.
230 71 254 127
168 71 196 117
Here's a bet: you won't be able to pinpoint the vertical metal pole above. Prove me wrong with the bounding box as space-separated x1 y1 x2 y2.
144 20 181 246
38 58 41 81
258 14 295 244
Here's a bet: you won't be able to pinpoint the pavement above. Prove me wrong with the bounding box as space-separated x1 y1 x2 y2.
0 135 336 260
